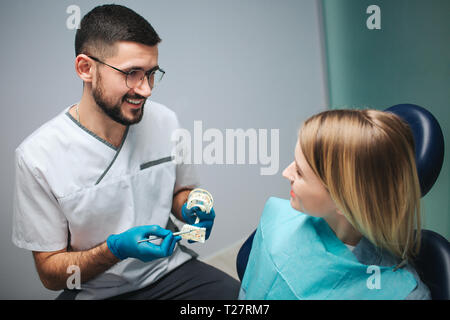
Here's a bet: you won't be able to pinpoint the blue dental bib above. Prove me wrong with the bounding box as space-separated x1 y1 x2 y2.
240 197 417 300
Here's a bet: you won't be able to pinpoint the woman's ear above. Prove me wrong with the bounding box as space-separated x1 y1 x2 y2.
75 54 95 83
336 207 345 216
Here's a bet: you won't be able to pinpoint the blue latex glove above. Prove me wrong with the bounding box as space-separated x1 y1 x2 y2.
181 203 215 242
106 225 181 262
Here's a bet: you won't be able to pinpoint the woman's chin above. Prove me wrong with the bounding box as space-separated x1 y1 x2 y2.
289 198 301 212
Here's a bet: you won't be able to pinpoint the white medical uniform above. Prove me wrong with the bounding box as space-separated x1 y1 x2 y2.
12 101 198 299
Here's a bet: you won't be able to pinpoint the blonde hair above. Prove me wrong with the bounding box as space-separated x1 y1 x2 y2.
299 109 422 261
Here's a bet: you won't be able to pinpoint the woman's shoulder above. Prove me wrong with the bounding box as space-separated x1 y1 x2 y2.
403 262 432 300
353 237 431 300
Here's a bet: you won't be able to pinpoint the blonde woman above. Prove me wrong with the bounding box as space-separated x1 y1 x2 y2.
239 109 431 300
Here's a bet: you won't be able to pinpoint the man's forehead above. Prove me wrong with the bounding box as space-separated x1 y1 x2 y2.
109 41 159 68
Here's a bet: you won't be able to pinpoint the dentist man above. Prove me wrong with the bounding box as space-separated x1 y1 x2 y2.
12 4 239 300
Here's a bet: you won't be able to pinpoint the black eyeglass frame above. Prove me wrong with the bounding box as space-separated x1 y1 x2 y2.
88 55 165 89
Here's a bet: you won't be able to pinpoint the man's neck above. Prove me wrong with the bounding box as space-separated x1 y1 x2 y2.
70 92 127 148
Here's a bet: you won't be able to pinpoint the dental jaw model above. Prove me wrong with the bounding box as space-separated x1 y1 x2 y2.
180 188 214 243
186 188 214 222
137 188 214 244
178 224 206 243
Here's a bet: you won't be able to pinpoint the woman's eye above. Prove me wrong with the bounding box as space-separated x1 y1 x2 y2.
294 165 301 176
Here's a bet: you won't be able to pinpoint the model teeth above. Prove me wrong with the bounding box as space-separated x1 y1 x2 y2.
126 98 141 105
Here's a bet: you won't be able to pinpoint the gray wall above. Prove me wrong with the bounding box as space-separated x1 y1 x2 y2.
0 0 327 299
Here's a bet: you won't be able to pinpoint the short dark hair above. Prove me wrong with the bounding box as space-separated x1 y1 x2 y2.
75 4 161 58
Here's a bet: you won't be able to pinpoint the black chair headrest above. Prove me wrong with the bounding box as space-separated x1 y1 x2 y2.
385 104 445 197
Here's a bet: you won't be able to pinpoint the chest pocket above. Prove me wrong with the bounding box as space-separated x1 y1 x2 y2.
140 156 174 171
59 158 176 251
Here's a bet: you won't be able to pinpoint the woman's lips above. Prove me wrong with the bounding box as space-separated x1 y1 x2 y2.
290 189 295 198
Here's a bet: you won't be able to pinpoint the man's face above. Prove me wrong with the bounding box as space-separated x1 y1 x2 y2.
91 41 159 125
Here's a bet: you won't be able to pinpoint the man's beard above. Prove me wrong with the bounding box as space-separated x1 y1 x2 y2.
92 74 146 126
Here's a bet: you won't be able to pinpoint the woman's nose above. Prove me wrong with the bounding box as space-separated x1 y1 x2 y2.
282 162 295 181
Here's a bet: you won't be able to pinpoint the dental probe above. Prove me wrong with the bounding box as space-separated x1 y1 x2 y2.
137 229 194 243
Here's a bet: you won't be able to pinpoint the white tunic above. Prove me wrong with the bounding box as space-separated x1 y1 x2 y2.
12 101 198 299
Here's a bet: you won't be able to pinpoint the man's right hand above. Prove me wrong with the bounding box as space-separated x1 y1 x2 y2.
106 225 181 262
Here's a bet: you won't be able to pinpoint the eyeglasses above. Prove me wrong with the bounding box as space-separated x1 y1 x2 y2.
88 56 165 89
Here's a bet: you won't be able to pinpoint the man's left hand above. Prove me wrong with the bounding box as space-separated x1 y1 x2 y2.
181 203 215 241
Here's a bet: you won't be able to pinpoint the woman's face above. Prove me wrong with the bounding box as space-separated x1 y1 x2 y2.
282 140 337 218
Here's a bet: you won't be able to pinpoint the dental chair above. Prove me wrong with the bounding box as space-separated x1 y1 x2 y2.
236 104 449 300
